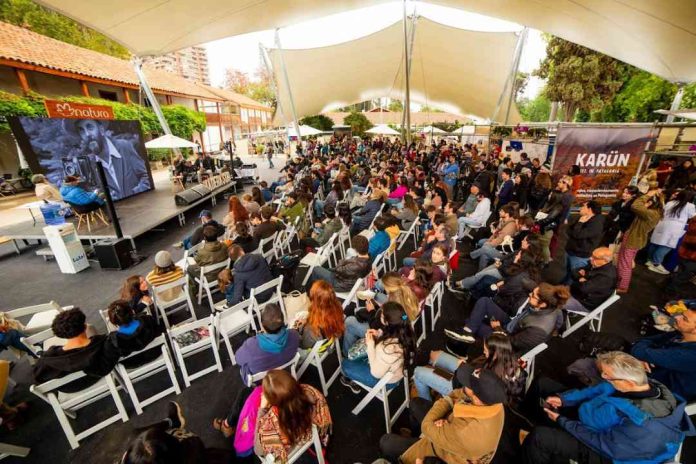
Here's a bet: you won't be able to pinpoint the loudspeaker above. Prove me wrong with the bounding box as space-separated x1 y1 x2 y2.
190 184 211 196
94 238 134 270
174 188 203 206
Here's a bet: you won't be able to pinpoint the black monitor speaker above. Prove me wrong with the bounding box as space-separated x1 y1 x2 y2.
174 188 204 206
94 238 134 270
190 184 211 196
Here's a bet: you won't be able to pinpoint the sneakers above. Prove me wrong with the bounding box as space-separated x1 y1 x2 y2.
357 290 376 300
647 263 670 275
444 327 475 343
340 375 362 394
172 241 184 249
167 401 185 429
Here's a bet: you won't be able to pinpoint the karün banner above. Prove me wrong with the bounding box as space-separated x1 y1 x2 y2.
552 124 654 205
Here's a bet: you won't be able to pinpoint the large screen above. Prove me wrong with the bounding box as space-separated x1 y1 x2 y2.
9 117 154 201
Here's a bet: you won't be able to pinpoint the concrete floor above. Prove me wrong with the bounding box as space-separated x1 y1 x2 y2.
0 157 693 463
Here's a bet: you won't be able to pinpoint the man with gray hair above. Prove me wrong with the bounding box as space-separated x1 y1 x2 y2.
565 246 617 314
523 351 694 464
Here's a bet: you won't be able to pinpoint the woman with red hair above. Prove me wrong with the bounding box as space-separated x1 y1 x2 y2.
223 196 249 229
296 280 345 359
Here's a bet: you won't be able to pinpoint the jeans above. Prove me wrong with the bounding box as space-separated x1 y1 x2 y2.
182 236 192 250
403 257 417 268
564 254 590 284
342 316 368 353
465 297 510 339
268 158 274 168
470 243 503 271
342 358 398 388
458 266 503 290
413 352 460 400
314 199 325 218
564 295 589 314
522 426 612 464
648 243 672 266
457 216 482 238
379 398 433 462
386 198 403 209
0 329 35 356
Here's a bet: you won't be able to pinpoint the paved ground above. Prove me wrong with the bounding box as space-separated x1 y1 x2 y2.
0 156 693 463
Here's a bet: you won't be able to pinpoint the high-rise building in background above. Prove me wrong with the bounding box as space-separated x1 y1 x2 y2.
148 46 210 85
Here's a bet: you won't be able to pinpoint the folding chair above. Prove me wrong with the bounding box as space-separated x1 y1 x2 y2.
397 217 421 250
257 424 325 464
168 316 223 388
335 278 364 310
255 232 278 263
372 251 387 278
351 372 409 433
30 371 128 449
368 210 383 231
424 282 443 329
246 352 300 387
299 234 338 287
297 339 342 395
460 210 492 240
562 293 620 338
151 277 197 330
6 301 71 335
175 242 203 272
277 216 300 256
337 225 352 260
213 299 257 366
412 309 427 347
115 335 181 414
250 276 288 325
194 259 231 311
0 442 30 460
521 343 548 393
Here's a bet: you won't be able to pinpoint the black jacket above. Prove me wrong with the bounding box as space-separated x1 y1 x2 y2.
571 263 617 310
33 335 120 392
494 271 538 315
231 253 274 305
510 307 560 355
190 219 226 247
334 256 371 292
565 214 605 258
107 315 159 367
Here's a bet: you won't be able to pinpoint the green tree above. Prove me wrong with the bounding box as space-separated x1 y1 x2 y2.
299 114 334 131
681 83 696 110
419 105 443 113
387 100 403 112
344 111 372 135
515 71 529 99
598 71 676 122
0 0 130 58
536 35 628 121
518 93 552 122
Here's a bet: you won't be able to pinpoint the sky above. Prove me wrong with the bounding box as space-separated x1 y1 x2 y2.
204 1 546 111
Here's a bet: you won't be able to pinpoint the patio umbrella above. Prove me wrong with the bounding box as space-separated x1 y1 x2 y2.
145 134 198 165
366 124 400 136
287 124 323 137
419 125 447 135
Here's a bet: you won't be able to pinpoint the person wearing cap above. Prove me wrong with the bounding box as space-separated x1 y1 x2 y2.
186 225 229 283
176 209 225 250
146 251 185 302
379 365 506 464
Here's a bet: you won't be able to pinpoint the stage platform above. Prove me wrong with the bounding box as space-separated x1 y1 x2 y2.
0 175 238 250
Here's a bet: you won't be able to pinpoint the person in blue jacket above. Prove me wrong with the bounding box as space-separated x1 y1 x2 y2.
631 304 696 402
496 168 514 208
368 216 391 260
441 155 459 198
523 351 694 464
59 175 105 207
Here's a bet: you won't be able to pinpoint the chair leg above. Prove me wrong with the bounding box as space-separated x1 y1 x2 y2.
382 386 391 433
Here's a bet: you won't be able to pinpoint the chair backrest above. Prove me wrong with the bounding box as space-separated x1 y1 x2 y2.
118 334 167 364
31 370 93 397
150 276 189 308
257 232 277 253
98 309 118 333
214 299 257 334
20 328 57 357
250 276 286 318
521 342 548 392
6 301 63 319
246 352 300 386
340 279 363 310
368 209 382 231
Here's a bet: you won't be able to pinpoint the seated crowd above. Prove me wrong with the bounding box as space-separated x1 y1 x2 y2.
10 136 696 464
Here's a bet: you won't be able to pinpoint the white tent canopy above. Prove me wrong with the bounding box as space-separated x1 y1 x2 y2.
450 125 476 135
268 18 521 123
287 125 323 137
36 1 696 82
419 125 447 134
366 124 401 136
144 134 197 149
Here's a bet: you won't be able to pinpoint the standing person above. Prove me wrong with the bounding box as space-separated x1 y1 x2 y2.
603 186 639 246
549 176 575 259
616 191 663 293
564 200 605 278
266 144 274 168
647 190 696 274
527 171 552 214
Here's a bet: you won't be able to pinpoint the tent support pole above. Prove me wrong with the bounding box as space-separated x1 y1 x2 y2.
274 29 302 153
491 28 526 124
666 83 685 123
504 27 527 125
403 0 412 146
260 44 290 148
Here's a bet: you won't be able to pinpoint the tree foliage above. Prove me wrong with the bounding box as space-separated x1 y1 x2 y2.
419 105 443 113
681 83 696 110
387 100 403 112
223 66 276 109
344 111 372 135
515 71 529 99
596 71 677 122
0 0 130 58
299 114 334 131
536 35 628 121
518 93 552 122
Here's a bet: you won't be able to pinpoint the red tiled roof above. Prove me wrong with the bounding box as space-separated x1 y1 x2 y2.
203 85 271 110
0 21 269 109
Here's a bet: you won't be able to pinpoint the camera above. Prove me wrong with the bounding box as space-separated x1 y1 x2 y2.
62 154 97 188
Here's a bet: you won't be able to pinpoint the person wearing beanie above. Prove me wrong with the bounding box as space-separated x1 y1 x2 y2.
146 250 185 302
175 209 225 250
380 365 506 464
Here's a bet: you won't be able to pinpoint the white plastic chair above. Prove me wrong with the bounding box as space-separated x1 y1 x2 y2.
460 210 492 240
256 232 278 263
194 258 231 311
175 242 203 271
562 293 620 338
337 225 352 260
397 217 421 250
151 277 197 330
168 316 223 388
368 209 383 231
30 371 128 449
250 276 288 326
351 371 410 433
258 424 325 464
246 352 300 387
521 343 548 393
372 251 387 278
115 334 181 415
335 278 364 311
6 301 71 335
300 234 338 287
297 339 342 395
213 299 257 366
424 282 444 329
412 309 427 347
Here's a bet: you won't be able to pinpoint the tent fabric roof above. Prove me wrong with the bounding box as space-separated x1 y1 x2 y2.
35 1 696 82
269 18 521 123
322 111 472 126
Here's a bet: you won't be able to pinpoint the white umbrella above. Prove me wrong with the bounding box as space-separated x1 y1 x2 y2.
366 124 400 136
145 133 198 149
287 124 323 137
419 125 447 135
450 125 476 135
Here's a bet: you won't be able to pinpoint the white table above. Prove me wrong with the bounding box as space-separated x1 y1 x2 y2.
14 200 51 225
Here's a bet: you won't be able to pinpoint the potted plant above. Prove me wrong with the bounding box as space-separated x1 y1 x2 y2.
17 167 33 188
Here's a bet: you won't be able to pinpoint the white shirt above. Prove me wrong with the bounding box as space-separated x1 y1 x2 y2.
468 197 492 224
96 138 122 191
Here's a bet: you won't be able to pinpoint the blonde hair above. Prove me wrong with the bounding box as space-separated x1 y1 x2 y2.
382 273 420 321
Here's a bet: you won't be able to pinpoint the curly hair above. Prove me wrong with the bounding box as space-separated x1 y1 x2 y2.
52 307 86 339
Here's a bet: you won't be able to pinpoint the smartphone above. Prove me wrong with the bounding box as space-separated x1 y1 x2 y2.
540 399 557 410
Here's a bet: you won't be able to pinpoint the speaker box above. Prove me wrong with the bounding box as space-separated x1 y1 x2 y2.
174 188 203 206
94 238 134 270
190 184 211 196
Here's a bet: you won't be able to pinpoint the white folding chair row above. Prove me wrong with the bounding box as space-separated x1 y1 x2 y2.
115 335 181 415
460 210 493 240
175 241 203 271
213 299 257 365
351 371 410 433
276 216 300 257
335 278 364 311
258 424 325 464
424 281 444 329
521 342 548 393
151 277 197 330
368 209 383 232
255 232 278 263
194 258 231 312
246 352 300 387
562 293 620 338
30 371 128 449
168 315 223 388
397 217 421 251
297 338 342 396
412 309 427 347
300 234 339 287
6 301 72 335
337 225 352 260
250 276 288 327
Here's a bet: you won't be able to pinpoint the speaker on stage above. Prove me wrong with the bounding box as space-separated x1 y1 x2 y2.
94 238 134 270
174 188 203 206
190 184 211 196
